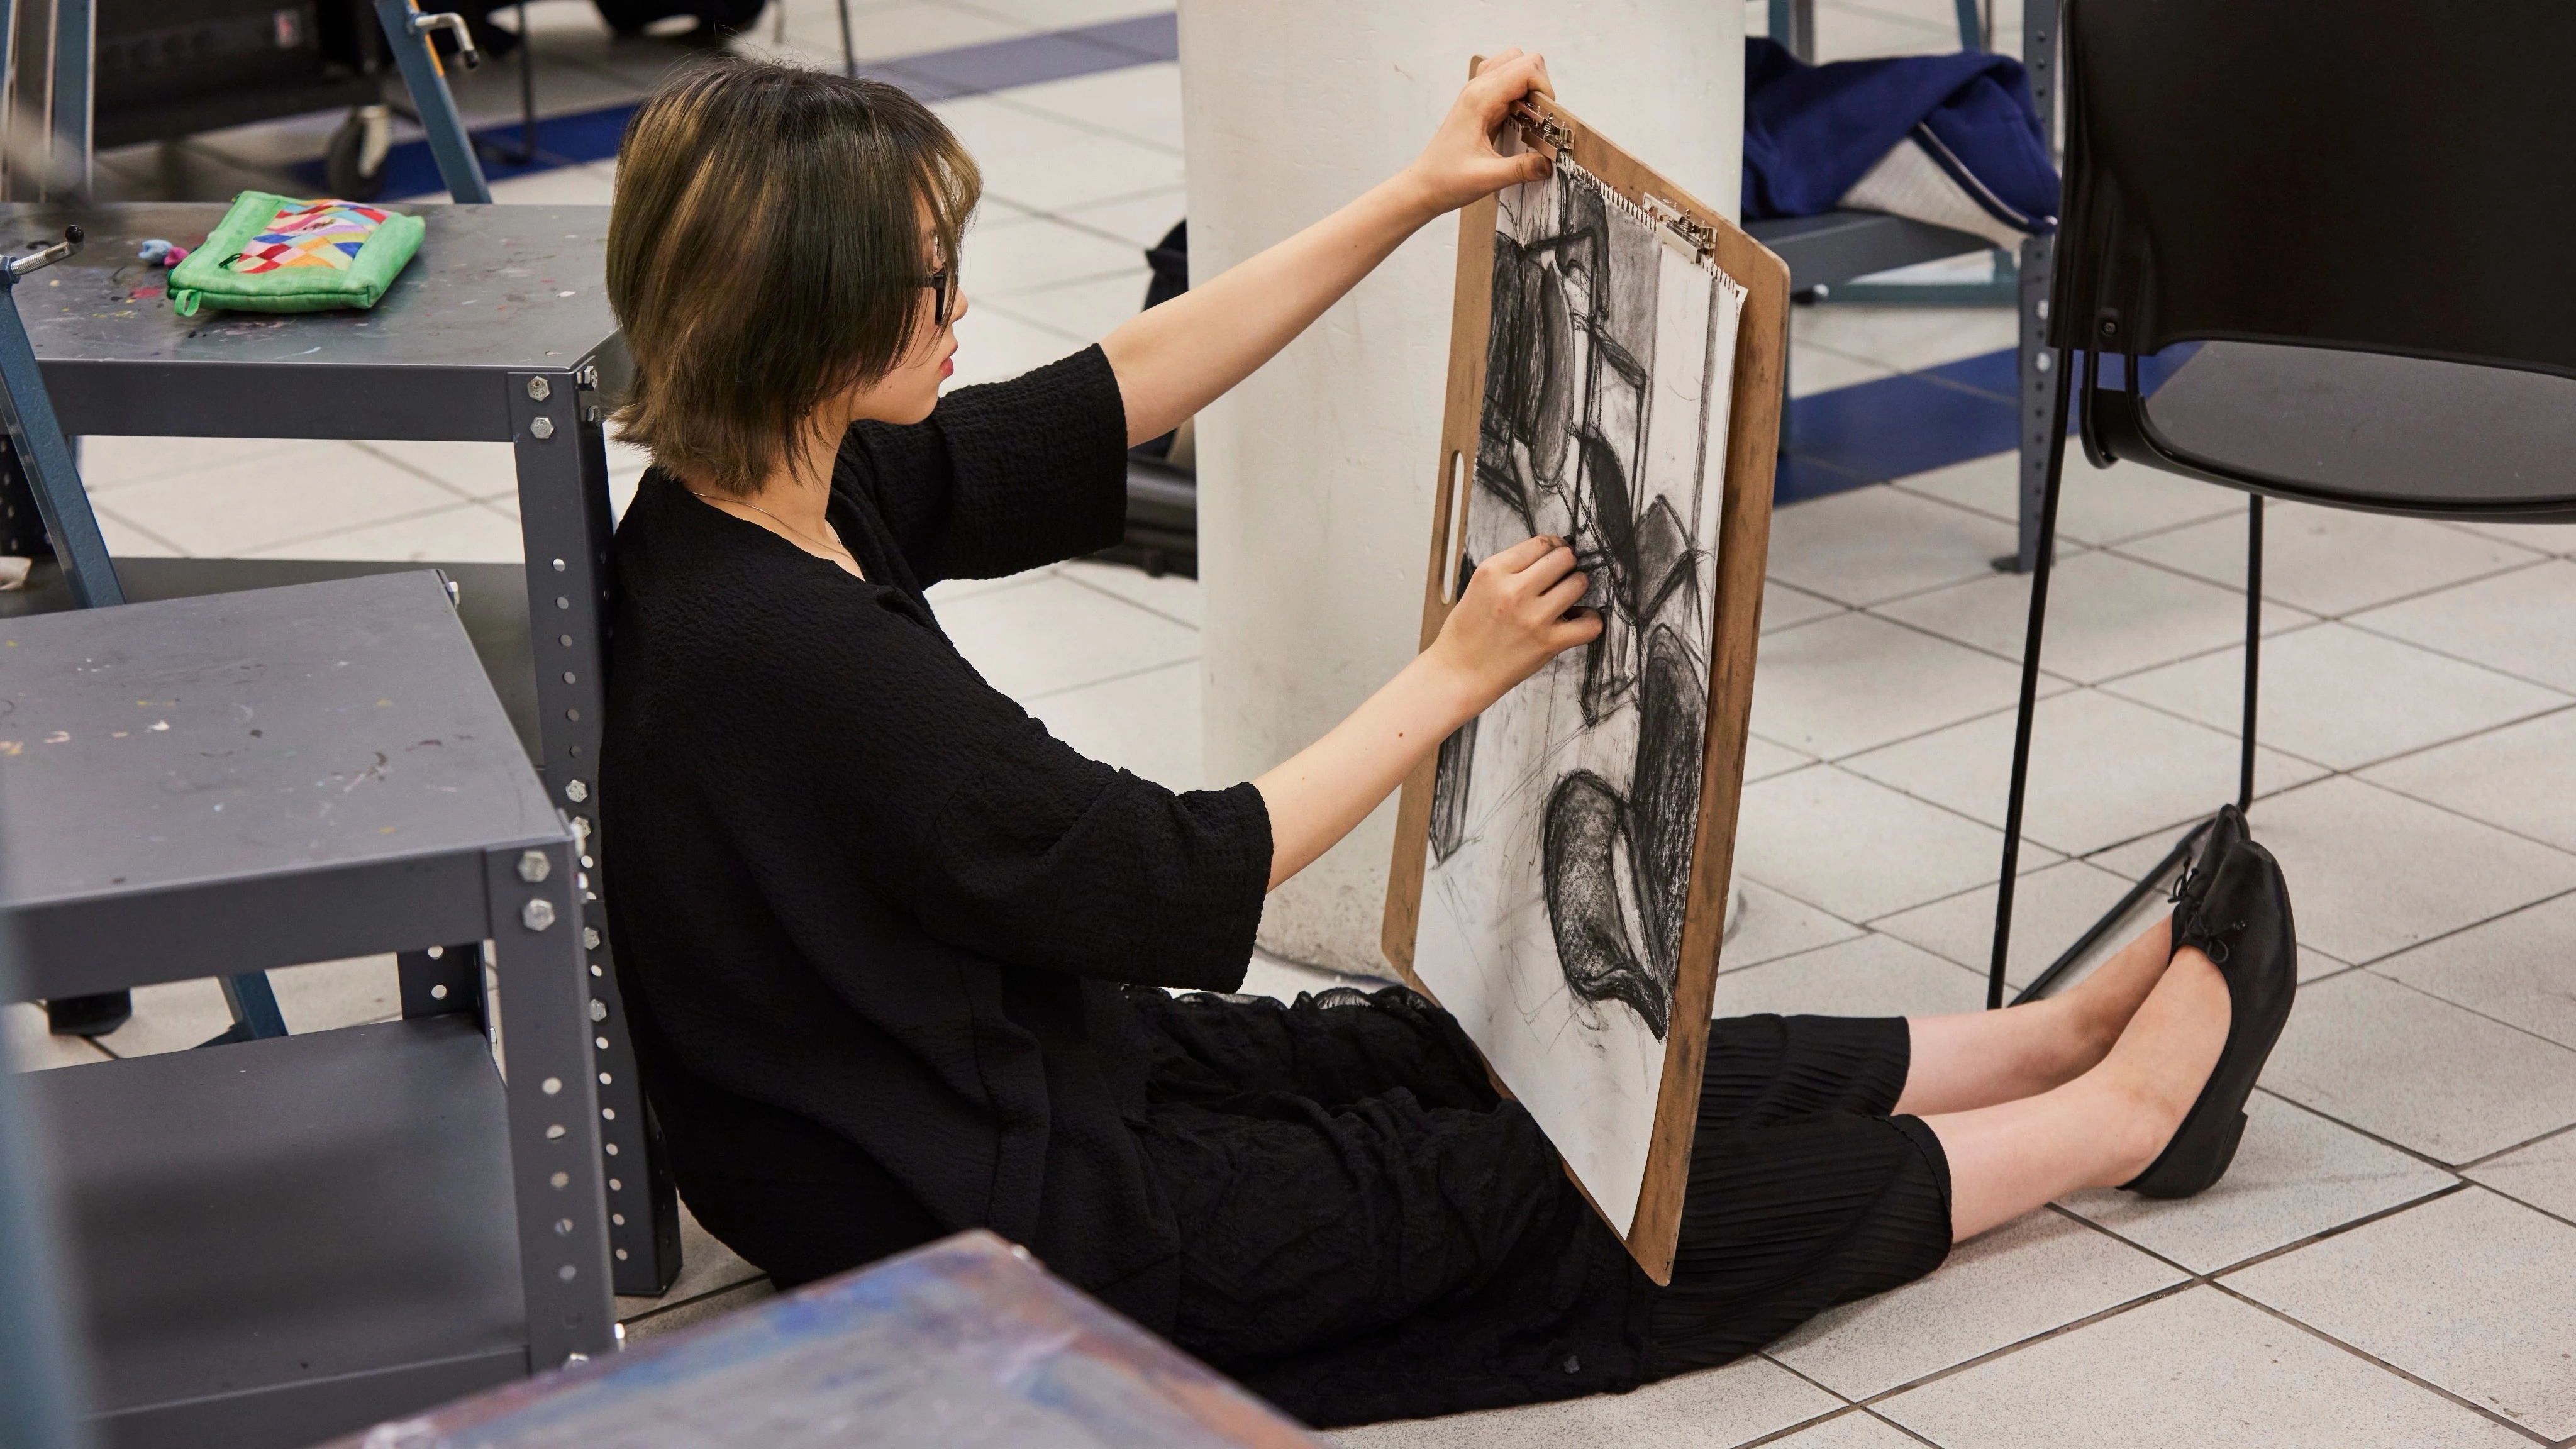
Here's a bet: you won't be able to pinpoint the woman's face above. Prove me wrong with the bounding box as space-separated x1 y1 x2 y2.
843 205 965 427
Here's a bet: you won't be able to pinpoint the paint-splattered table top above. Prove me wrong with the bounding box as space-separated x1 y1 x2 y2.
314 1231 1331 1449
0 570 563 996
0 201 622 441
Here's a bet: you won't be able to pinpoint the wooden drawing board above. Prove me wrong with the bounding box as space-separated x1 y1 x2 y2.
1379 74 1787 1284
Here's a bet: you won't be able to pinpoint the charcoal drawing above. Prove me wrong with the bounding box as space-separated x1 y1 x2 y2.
1411 156 1745 1234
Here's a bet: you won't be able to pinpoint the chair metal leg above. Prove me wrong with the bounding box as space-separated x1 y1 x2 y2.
1998 495 2268 1006
1988 355 2077 1009
2241 495 2263 810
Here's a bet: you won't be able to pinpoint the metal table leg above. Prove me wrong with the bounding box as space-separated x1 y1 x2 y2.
509 367 680 1297
484 838 616 1368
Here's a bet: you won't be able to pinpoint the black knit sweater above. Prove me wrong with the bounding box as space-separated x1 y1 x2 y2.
598 348 1271 1323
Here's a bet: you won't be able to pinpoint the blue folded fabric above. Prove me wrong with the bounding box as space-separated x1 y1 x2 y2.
1743 37 2058 235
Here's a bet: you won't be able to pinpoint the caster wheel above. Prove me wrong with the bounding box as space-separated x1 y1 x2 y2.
325 104 392 201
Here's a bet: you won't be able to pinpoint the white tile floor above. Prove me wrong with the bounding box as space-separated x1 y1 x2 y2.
12 2 2576 1443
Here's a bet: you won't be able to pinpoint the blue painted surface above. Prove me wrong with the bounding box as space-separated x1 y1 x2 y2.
298 13 1182 199
1781 366 2019 500
311 1231 1323 1448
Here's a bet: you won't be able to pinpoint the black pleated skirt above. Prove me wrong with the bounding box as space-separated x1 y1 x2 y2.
1127 987 1954 1427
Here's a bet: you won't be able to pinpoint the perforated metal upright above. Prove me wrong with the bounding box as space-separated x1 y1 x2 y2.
509 359 680 1286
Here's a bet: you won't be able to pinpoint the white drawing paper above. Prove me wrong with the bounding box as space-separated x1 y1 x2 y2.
1413 157 1746 1233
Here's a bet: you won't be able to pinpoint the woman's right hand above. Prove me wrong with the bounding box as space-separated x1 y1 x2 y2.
1427 535 1603 711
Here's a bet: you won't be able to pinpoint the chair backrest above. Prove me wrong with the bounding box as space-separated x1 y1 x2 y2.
2051 0 2576 379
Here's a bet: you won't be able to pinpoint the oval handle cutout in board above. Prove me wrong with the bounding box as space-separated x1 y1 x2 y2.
1440 449 1468 604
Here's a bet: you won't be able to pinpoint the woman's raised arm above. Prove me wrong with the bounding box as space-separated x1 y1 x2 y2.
1098 50 1555 447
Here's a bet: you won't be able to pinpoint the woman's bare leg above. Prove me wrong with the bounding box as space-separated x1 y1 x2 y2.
1926 945 2231 1241
1893 914 2175 1118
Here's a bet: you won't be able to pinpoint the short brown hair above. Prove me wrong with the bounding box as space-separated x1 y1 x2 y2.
606 57 979 494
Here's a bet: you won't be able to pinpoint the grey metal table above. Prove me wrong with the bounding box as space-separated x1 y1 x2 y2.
0 199 674 1296
1 572 613 1446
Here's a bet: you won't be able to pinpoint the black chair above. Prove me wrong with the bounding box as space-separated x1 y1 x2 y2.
1988 0 2576 1006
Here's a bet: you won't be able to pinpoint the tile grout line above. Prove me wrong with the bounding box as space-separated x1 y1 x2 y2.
1677 1089 2543 1438
346 440 512 507
87 502 192 558
2334 594 2576 701
2100 540 2557 628
1840 1275 2206 1414
2204 1277 2560 1446
616 1270 772 1326
2345 696 2576 777
2090 667 2576 786
2040 1191 2562 1445
970 294 1096 345
2459 1117 2576 1170
2240 1084 2567 1190
1825 681 2319 800
1012 650 1202 706
1719 925 1992 992
1055 567 1199 631
981 264 1157 306
972 86 1187 159
2354 957 2576 1059
240 497 525 560
2448 1177 2576 1239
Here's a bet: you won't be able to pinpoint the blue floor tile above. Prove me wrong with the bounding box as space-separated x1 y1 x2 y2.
1918 346 2019 402
1784 368 2018 487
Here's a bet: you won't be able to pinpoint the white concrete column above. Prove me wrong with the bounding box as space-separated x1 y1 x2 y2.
1182 1 1745 975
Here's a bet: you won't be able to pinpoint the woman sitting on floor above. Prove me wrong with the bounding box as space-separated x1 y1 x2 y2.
597 52 2298 1428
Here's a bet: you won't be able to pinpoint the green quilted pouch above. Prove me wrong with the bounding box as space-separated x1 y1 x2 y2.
167 191 426 317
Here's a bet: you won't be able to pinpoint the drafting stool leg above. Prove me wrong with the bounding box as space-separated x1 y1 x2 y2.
486 841 616 1368
511 369 681 1296
373 0 496 203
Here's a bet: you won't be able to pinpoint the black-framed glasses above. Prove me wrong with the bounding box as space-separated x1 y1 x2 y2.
916 266 955 326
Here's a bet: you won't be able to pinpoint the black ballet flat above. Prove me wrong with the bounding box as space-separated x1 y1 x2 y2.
2167 803 2250 929
2124 833 2298 1199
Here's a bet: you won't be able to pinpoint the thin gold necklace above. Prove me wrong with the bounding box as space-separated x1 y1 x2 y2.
690 491 861 569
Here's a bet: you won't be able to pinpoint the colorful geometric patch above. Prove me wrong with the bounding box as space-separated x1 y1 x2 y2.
223 199 389 274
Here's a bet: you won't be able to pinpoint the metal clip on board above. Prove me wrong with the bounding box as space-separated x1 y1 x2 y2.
1642 195 1721 261
1511 99 1723 264
1511 101 1577 161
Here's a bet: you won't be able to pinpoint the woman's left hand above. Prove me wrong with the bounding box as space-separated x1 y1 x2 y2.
1400 49 1557 218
